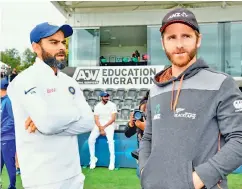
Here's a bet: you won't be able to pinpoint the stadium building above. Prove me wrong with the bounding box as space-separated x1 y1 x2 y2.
52 1 242 69
52 0 242 120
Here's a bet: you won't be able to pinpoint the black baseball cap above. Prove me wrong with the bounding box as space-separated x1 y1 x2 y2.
160 8 199 34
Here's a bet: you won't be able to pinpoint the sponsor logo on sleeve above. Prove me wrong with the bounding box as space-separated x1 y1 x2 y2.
233 100 242 112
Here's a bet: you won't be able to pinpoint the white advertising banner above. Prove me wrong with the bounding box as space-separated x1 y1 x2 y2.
73 65 165 89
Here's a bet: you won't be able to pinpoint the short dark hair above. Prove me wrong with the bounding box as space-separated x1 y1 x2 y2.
139 90 150 105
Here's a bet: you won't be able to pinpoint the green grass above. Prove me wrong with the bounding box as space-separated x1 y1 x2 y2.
1 166 23 189
227 174 242 189
1 166 242 189
82 167 140 189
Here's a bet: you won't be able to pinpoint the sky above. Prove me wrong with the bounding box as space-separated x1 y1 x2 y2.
0 1 66 53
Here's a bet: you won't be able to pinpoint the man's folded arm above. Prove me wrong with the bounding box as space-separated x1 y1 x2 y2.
7 80 81 135
57 86 95 136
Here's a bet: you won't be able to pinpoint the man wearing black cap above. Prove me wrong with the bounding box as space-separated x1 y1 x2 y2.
88 91 117 171
139 8 242 189
7 22 94 189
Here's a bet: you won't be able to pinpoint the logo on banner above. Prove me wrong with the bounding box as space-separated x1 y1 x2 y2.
75 69 100 84
72 65 165 88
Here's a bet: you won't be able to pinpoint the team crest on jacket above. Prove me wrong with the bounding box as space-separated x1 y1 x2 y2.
153 104 161 120
68 86 75 95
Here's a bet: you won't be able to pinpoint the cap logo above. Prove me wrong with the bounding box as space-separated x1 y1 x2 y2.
47 22 58 27
167 12 188 20
68 86 75 95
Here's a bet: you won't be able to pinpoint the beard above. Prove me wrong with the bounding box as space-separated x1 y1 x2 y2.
102 98 109 104
41 46 67 70
165 45 197 68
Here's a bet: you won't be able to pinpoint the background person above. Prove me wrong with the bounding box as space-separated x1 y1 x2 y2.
125 91 149 178
1 78 16 189
88 91 117 171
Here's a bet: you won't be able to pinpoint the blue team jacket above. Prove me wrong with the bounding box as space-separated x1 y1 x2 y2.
1 95 15 141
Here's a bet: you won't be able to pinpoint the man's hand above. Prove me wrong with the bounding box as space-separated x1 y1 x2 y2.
135 120 142 128
25 117 37 133
128 112 135 127
193 171 204 189
98 126 106 136
98 125 104 131
100 128 106 136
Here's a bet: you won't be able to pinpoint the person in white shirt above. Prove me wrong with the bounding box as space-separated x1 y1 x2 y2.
88 91 117 170
7 22 94 189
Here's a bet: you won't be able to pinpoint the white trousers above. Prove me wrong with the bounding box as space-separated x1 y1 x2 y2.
25 174 84 189
88 125 115 163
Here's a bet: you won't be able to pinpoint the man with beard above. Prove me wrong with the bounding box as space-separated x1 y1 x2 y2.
7 22 94 189
88 91 117 170
139 8 242 189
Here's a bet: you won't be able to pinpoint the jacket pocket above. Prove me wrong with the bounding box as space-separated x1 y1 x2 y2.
187 161 195 189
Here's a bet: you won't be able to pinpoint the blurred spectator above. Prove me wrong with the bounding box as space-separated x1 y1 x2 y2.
124 90 149 178
0 78 16 189
0 72 4 79
10 68 18 82
132 50 140 62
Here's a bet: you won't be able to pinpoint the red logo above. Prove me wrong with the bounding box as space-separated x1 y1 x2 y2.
47 88 56 93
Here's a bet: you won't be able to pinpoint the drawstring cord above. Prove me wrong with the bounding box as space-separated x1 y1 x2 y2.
170 75 185 111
